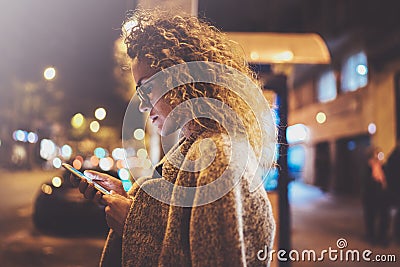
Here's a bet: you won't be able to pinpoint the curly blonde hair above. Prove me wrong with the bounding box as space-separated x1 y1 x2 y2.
123 9 276 171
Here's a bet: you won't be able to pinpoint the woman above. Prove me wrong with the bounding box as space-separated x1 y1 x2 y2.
71 9 276 266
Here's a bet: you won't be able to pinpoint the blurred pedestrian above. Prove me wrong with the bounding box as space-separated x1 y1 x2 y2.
70 8 276 267
385 141 400 243
362 146 390 246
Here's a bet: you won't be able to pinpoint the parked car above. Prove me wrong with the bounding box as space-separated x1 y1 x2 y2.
32 168 114 236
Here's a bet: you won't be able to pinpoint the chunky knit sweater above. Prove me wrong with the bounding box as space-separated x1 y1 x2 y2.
99 130 275 267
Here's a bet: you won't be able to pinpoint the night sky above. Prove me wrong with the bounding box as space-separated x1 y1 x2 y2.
0 0 130 129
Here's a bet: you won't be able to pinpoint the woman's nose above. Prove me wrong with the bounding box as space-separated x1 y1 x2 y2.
138 100 151 112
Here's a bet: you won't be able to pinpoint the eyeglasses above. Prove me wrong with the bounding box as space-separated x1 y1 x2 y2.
136 77 154 107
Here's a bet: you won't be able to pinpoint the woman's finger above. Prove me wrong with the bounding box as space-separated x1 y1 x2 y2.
94 191 106 205
78 179 88 194
84 182 96 199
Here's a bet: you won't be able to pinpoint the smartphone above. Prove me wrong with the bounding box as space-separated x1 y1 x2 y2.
62 163 111 195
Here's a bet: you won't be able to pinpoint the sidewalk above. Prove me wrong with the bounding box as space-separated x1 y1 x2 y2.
286 181 400 267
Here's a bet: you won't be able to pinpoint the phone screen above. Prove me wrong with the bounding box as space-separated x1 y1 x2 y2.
62 163 111 195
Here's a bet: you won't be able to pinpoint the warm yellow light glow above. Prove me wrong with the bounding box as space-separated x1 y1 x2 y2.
271 50 294 62
250 51 260 60
52 176 62 187
133 128 145 140
90 121 100 133
41 184 53 195
44 67 56 80
95 108 107 120
73 159 82 170
316 112 327 124
71 113 85 128
90 155 100 167
227 32 331 64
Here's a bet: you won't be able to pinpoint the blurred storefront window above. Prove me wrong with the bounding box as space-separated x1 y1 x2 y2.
341 51 368 92
317 70 337 102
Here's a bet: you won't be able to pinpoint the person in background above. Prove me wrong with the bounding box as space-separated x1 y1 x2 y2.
385 141 400 244
70 8 276 267
362 146 390 246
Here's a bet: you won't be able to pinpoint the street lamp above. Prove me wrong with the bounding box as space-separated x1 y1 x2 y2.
43 67 56 81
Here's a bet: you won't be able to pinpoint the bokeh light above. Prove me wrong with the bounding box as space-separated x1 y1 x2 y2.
61 144 73 160
95 107 107 120
118 168 130 180
133 128 145 140
90 155 100 167
71 113 85 128
137 148 147 159
41 184 53 195
286 124 309 144
368 123 376 135
143 159 152 169
94 147 107 158
90 121 100 133
43 67 56 80
315 112 327 124
112 148 126 160
99 157 114 171
52 157 62 168
73 158 82 170
52 176 62 187
116 159 124 169
13 130 27 142
27 132 38 144
40 139 57 160
356 64 368 76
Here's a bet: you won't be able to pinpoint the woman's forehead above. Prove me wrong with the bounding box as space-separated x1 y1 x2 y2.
131 59 156 84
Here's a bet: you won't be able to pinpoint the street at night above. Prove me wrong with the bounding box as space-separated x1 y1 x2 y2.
0 169 104 267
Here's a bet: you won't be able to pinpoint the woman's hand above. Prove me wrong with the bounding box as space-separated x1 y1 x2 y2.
101 191 133 237
69 170 127 203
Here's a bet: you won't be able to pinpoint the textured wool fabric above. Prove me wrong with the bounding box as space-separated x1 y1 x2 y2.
100 130 275 267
